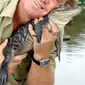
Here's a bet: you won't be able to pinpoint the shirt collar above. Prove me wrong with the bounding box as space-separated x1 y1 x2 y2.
0 0 19 18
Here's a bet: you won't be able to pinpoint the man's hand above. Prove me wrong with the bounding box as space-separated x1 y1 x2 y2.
7 53 27 75
29 17 58 60
0 39 8 68
0 39 27 75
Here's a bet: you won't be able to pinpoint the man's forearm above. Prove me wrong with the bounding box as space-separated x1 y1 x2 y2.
27 61 54 85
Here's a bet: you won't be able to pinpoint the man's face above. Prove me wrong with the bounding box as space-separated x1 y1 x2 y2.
24 0 67 19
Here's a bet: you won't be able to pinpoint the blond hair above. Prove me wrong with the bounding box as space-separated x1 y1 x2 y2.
65 0 77 7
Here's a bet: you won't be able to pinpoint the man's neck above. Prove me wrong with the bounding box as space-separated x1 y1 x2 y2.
13 0 31 30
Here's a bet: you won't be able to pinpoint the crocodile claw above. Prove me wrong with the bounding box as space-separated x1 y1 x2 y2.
0 69 8 85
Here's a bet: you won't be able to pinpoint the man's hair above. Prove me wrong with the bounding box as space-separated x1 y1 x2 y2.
65 0 76 7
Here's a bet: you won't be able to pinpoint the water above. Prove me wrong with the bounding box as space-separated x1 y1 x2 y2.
54 9 85 85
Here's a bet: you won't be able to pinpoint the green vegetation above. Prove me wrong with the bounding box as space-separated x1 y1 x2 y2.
78 0 85 6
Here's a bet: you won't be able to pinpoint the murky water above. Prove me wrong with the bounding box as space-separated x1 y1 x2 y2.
54 9 85 85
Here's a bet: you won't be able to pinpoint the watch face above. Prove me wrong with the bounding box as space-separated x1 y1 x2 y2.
40 59 50 66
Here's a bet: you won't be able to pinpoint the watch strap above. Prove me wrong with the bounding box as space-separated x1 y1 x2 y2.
29 49 40 65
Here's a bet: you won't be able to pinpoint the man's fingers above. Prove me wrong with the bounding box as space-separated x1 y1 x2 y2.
29 24 36 41
0 39 8 68
21 53 27 59
0 39 8 51
11 53 27 62
39 17 43 21
42 26 49 34
34 18 38 24
7 53 27 74
46 23 52 32
49 21 58 35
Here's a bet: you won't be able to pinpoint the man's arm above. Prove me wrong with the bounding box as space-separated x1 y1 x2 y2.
27 43 57 85
27 18 57 85
27 60 54 85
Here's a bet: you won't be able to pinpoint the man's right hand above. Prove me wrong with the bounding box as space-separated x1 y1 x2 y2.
0 39 27 75
0 39 8 68
29 17 58 60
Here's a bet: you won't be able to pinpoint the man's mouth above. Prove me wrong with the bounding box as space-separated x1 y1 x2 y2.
33 0 44 10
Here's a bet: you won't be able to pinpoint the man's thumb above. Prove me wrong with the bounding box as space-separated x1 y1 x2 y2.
0 39 8 51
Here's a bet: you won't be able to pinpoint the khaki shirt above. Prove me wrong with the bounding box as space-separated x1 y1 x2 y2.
0 0 19 43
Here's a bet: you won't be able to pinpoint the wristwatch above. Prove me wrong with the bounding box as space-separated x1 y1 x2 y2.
29 49 50 66
32 56 50 66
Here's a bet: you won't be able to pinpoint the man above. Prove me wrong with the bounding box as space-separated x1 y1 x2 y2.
0 0 76 85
